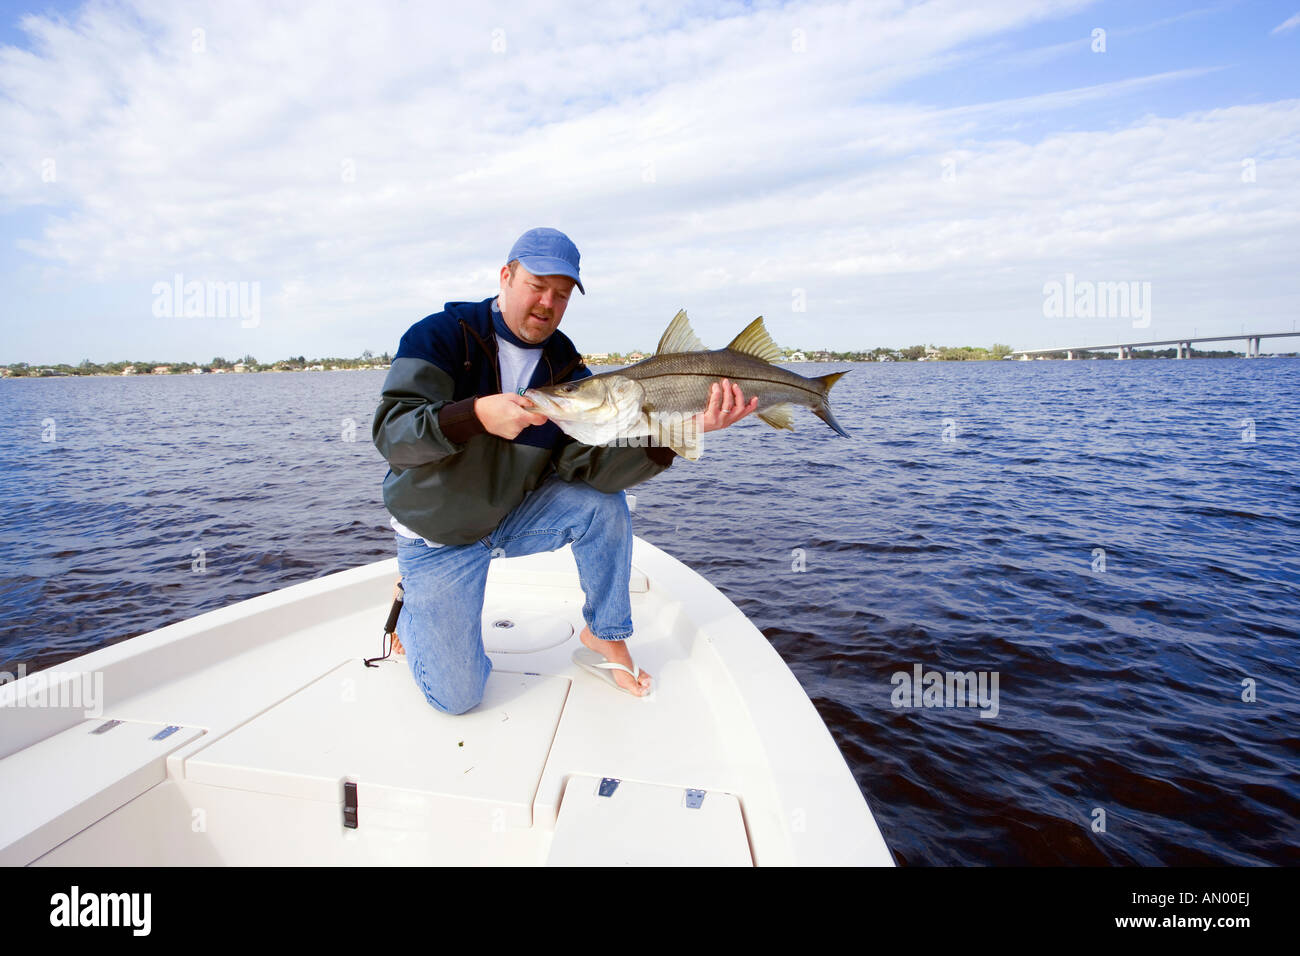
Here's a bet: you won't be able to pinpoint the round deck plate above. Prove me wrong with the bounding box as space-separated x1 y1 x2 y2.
481 608 574 653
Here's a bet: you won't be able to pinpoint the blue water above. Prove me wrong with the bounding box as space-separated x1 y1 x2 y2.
2 360 1297 865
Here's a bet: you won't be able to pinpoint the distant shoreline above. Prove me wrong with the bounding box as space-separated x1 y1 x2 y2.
4 352 1296 379
0 367 390 378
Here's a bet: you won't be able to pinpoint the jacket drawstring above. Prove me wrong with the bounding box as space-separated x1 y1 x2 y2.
459 314 583 391
461 319 502 394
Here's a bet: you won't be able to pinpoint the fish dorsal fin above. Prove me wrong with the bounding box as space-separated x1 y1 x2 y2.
756 402 796 431
725 316 783 364
655 310 707 356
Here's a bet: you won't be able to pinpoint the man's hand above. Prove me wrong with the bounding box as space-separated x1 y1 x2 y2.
475 393 547 439
696 379 759 433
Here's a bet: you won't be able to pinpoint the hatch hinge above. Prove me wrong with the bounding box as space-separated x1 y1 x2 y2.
684 788 706 809
598 777 620 797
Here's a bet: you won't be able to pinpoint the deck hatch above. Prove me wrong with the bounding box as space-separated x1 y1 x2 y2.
183 660 569 829
0 719 203 866
547 776 751 866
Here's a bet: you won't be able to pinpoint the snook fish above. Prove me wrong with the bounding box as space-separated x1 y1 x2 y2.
523 311 849 460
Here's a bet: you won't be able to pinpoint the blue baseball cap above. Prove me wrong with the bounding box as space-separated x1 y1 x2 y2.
507 227 585 294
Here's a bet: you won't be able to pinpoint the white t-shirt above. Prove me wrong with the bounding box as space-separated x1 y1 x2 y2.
391 298 542 545
497 337 542 396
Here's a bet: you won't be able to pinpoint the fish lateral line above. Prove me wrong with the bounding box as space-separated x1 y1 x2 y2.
618 368 828 399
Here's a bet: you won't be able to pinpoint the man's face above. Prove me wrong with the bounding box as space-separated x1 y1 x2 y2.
498 264 576 345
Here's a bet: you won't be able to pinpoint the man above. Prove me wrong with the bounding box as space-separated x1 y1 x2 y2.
371 227 756 712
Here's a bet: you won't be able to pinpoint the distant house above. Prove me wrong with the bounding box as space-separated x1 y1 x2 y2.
924 347 941 361
309 364 324 371
121 366 137 376
627 352 645 362
233 364 247 373
584 353 609 362
212 367 228 373
788 351 807 362
152 365 171 375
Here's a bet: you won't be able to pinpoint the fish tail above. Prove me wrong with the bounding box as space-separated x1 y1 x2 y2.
814 370 848 393
813 370 850 437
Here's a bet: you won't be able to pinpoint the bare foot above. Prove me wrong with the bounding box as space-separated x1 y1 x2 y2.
579 625 652 696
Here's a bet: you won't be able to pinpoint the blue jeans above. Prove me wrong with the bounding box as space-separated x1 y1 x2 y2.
394 477 634 715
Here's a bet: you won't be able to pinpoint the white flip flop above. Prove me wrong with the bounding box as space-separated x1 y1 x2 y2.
572 647 655 700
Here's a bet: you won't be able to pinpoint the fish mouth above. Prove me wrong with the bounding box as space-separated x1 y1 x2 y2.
521 388 564 417
523 385 617 426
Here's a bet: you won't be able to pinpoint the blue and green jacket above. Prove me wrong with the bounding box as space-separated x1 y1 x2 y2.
372 296 675 545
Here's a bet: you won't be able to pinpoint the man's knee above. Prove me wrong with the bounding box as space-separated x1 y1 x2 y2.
418 665 490 716
425 688 484 716
577 485 630 525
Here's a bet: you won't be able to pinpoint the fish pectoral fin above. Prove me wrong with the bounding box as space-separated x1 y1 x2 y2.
643 412 703 460
654 310 708 355
756 402 796 431
668 434 703 460
724 316 784 365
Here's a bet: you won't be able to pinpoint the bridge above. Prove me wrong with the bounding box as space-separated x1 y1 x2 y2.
1010 331 1300 360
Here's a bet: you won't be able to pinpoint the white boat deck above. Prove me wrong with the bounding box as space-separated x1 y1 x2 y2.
0 537 894 866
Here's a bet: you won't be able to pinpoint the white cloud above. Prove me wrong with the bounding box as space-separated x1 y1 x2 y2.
1 0 1298 360
1271 12 1300 34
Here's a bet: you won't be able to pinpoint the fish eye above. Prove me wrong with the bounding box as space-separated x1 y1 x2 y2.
562 384 576 393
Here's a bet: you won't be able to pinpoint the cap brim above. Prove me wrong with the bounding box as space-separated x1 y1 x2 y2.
517 256 585 294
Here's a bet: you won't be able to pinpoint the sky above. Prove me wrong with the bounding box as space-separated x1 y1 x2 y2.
1 0 1298 364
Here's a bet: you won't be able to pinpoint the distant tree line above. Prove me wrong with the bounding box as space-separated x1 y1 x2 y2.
10 342 1283 377
1 350 394 377
784 344 1016 362
592 344 1018 365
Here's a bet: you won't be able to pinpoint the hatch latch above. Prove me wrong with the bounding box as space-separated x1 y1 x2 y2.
343 781 358 829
